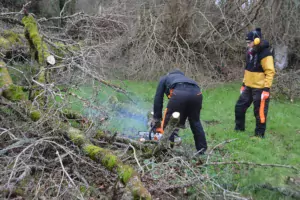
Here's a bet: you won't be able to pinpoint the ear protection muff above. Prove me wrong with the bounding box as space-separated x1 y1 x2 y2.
252 30 261 45
254 37 260 45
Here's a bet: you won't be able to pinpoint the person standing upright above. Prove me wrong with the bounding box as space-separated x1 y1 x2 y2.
235 28 276 138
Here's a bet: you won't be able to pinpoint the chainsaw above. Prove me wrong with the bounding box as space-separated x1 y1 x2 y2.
137 124 182 146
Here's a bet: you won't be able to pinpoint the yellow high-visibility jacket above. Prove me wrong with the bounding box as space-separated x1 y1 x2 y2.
243 40 275 89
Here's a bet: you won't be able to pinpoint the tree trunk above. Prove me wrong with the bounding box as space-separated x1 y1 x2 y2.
153 112 180 155
67 127 152 200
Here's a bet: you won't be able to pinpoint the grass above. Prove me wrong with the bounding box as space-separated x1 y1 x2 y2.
69 80 300 199
200 83 300 199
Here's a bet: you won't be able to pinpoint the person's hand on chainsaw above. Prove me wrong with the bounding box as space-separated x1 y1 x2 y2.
151 118 161 128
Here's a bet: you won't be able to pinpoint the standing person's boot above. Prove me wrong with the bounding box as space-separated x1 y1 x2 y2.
235 108 246 131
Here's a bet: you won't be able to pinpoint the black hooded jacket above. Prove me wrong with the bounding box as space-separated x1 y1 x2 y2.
153 70 200 119
243 39 275 90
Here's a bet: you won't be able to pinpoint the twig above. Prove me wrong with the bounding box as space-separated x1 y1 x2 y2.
73 168 89 187
6 141 36 188
0 127 17 140
56 150 76 186
15 166 31 183
206 138 238 163
129 144 144 177
56 151 85 200
149 178 202 192
0 1 31 16
73 63 135 103
60 0 74 18
259 183 300 199
0 138 36 156
204 161 299 172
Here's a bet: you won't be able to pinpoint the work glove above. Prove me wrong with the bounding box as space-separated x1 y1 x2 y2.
240 85 245 94
150 118 161 128
261 91 270 100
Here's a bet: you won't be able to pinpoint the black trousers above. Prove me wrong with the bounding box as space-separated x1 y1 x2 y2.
235 86 270 136
162 84 207 153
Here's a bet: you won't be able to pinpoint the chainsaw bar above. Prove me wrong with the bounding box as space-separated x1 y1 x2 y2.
137 131 182 145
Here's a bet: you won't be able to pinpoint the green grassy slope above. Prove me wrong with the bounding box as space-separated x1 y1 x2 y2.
70 81 300 199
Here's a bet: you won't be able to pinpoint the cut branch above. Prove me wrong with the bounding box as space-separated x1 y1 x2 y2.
153 112 180 155
204 161 299 172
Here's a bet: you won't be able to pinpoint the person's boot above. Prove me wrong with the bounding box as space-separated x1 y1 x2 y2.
235 115 245 132
193 134 207 155
234 125 245 132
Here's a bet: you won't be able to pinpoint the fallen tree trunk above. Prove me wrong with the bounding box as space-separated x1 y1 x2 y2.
152 112 180 155
67 127 152 200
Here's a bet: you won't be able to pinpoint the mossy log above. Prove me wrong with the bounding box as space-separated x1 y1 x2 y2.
22 14 54 86
22 14 53 104
67 127 152 200
1 84 41 122
0 60 26 101
0 30 28 60
153 112 180 155
0 60 41 121
22 14 50 65
0 61 13 95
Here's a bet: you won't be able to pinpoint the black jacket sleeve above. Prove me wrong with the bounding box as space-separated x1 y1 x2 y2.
153 76 166 120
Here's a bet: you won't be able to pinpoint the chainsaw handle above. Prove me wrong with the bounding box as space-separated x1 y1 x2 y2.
148 125 156 140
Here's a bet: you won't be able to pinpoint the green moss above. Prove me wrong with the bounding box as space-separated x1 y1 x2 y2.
132 183 152 200
117 164 134 184
142 147 153 155
51 42 80 58
2 85 25 101
68 127 86 146
37 66 46 83
0 37 9 49
22 15 50 64
83 144 103 160
62 109 81 119
0 30 23 50
80 185 87 193
102 154 117 170
30 110 41 121
95 130 106 139
3 30 21 44
0 62 13 88
52 42 67 57
69 119 81 129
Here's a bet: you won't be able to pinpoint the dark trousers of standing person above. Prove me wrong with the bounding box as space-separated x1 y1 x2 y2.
161 83 207 154
235 86 270 137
